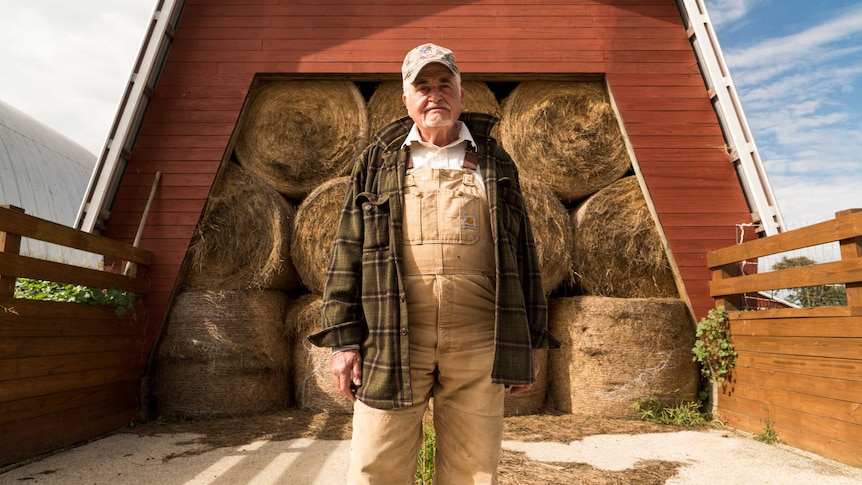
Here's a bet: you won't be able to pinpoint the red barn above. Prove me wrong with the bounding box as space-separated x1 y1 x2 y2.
76 0 783 361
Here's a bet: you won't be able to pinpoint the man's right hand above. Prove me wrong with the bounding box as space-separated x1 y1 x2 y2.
331 349 362 401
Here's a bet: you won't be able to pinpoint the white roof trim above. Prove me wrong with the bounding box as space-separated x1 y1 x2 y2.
75 0 185 233
679 0 786 235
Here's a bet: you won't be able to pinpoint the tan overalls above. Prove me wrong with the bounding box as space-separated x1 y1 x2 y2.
349 157 504 485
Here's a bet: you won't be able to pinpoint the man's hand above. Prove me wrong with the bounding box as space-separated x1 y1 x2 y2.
509 351 540 396
331 349 362 401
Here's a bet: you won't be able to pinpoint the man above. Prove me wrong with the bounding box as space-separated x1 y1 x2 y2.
309 43 559 484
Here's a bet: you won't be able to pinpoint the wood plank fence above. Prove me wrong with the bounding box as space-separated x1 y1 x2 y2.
0 205 152 467
708 208 862 467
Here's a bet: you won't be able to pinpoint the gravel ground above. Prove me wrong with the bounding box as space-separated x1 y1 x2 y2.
2 411 861 484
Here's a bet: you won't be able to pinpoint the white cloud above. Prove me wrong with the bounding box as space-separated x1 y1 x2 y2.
0 1 155 153
770 177 862 226
705 0 757 28
726 10 862 71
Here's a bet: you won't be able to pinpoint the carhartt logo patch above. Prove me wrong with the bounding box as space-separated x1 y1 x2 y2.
463 214 477 230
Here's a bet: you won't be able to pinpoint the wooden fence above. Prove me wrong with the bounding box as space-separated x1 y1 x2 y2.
708 208 862 467
0 205 152 467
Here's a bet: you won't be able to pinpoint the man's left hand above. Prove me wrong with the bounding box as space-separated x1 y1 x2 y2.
509 352 540 395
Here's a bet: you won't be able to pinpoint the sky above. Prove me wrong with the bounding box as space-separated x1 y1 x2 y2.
0 0 859 228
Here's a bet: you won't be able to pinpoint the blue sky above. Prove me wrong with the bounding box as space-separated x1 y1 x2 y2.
0 1 859 228
705 0 862 227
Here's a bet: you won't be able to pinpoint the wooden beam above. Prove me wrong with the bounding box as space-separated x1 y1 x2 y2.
837 209 862 307
0 205 24 298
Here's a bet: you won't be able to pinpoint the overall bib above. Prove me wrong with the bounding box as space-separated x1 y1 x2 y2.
349 161 503 485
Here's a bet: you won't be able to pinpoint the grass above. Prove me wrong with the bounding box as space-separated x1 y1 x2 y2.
754 420 781 444
636 398 720 428
416 425 435 484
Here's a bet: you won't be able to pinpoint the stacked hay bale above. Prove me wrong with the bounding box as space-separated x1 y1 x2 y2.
161 78 696 421
572 176 677 298
548 297 698 417
499 81 631 204
234 80 369 201
519 177 574 294
498 80 697 416
290 177 350 294
284 294 354 414
184 162 300 292
156 290 291 418
158 80 369 419
504 348 550 416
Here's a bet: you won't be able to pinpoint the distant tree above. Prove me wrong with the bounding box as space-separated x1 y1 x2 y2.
771 256 847 307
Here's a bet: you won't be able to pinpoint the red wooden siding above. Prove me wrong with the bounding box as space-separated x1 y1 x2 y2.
103 0 753 355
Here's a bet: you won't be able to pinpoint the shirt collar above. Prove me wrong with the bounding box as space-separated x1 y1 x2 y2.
402 121 476 150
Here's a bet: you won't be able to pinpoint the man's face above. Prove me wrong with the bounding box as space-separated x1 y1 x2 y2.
402 63 464 133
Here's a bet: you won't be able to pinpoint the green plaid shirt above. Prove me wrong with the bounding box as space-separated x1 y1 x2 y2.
308 113 560 409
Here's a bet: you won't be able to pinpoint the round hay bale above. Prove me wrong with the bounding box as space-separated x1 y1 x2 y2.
185 162 300 291
156 289 292 419
548 296 699 418
520 177 574 294
366 80 501 137
499 81 630 203
286 294 354 414
235 80 368 200
291 177 350 294
158 290 290 368
156 362 288 419
572 176 677 298
504 348 549 416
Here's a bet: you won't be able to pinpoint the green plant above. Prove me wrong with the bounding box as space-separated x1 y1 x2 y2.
754 420 781 444
416 425 435 484
692 306 737 385
636 398 718 428
14 278 135 316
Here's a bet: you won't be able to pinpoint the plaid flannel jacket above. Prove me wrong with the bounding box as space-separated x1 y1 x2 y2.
308 112 560 409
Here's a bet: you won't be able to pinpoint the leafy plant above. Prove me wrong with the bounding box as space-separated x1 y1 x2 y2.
692 306 737 385
636 398 719 428
416 425 436 484
14 278 135 316
754 420 781 444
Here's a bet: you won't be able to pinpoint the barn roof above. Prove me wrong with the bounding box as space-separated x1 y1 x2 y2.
0 99 97 263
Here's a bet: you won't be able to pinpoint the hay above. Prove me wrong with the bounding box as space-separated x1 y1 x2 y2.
499 81 630 203
158 290 290 368
366 80 501 137
156 289 292 419
504 348 550 416
291 176 350 294
234 80 368 200
185 162 300 291
571 176 677 298
156 362 289 419
547 296 699 418
520 177 574 294
286 294 355 414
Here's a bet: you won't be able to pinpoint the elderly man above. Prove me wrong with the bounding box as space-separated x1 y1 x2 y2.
309 43 559 484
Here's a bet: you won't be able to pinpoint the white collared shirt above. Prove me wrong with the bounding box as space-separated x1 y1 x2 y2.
402 121 486 194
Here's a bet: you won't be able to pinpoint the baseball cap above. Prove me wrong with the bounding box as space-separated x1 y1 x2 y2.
401 43 460 84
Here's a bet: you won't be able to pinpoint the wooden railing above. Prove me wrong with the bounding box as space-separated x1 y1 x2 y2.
0 205 152 467
708 209 862 467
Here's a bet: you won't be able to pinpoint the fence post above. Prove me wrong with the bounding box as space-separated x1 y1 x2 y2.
0 205 26 297
837 209 862 307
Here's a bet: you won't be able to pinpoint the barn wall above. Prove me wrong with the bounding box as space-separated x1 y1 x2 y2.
103 0 753 354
